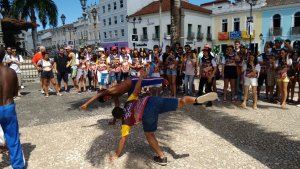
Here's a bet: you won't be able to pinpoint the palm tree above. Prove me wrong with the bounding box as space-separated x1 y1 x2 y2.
12 0 58 50
170 0 181 47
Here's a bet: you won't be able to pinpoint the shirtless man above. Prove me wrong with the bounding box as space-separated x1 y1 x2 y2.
0 47 25 169
80 75 166 124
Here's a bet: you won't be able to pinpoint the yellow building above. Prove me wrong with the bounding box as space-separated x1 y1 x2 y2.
201 0 265 53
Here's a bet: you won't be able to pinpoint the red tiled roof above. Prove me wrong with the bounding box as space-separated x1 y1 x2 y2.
200 0 230 7
265 0 300 7
131 0 212 17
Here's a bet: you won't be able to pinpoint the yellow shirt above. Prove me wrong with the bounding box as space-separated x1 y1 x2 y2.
121 94 138 137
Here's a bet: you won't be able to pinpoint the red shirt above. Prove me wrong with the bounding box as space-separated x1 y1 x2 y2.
32 52 43 64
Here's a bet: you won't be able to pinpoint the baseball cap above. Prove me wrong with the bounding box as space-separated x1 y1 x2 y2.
275 37 283 42
79 45 85 49
111 46 117 51
96 47 105 52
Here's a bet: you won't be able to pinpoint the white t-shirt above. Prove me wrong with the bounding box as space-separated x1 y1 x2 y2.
4 54 24 73
185 59 197 75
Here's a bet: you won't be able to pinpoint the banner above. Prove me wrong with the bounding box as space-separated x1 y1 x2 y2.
241 31 255 39
229 31 241 40
218 32 229 40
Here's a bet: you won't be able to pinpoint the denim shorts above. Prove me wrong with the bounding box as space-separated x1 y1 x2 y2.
166 69 177 76
142 97 178 132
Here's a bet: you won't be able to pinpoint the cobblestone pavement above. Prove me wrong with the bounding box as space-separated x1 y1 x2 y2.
0 80 299 169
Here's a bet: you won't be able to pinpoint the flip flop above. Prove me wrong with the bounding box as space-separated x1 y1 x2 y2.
195 92 218 104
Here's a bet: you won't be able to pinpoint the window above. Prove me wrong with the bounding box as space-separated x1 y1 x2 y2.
102 6 105 13
114 16 117 24
294 12 300 27
207 26 211 35
142 27 148 38
133 28 137 34
109 31 112 38
188 24 192 37
121 29 125 36
120 0 124 8
114 2 117 10
103 19 106 26
233 18 240 31
246 16 254 29
115 30 118 37
108 18 111 25
155 26 160 38
167 24 171 35
108 4 111 12
120 15 124 23
273 14 281 28
222 19 228 32
197 25 202 35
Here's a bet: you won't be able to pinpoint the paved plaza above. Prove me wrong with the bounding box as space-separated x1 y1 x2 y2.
0 80 300 169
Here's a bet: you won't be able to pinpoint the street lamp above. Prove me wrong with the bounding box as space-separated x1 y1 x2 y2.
0 3 4 47
259 33 264 52
91 8 97 46
61 14 66 26
246 0 257 52
126 15 142 49
80 0 87 46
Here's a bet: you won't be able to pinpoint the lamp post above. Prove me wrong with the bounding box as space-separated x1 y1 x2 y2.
126 15 142 50
259 33 263 53
80 0 87 47
91 8 97 46
61 14 66 46
246 0 257 52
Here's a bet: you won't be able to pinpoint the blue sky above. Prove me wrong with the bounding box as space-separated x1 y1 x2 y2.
38 0 215 30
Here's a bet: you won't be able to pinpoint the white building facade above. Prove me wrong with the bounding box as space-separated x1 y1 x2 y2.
99 0 154 50
127 0 213 51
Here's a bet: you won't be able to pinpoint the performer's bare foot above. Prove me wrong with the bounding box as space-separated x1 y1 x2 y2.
80 104 88 110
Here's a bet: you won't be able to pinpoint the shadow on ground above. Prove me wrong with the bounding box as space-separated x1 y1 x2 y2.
184 106 300 169
0 142 36 169
85 112 189 169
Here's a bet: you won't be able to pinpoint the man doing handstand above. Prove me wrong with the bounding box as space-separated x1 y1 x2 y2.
109 70 218 165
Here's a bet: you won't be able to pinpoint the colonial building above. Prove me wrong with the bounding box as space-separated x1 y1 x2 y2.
202 0 266 53
261 0 300 48
99 0 154 50
128 0 212 51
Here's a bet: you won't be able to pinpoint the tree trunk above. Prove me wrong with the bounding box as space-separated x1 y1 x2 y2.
170 0 181 48
30 8 38 51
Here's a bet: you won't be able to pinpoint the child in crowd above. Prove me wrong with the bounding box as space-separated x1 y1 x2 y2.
97 57 109 90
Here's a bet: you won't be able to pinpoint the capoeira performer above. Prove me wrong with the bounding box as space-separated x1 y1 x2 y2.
80 72 168 124
109 70 218 165
0 47 25 169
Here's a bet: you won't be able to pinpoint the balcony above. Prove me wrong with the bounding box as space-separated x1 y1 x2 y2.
207 33 212 41
164 33 171 40
187 32 195 40
291 27 300 35
196 33 204 41
140 35 148 41
270 27 282 36
152 34 160 40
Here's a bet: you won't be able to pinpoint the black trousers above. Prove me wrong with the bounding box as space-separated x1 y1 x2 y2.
198 77 213 96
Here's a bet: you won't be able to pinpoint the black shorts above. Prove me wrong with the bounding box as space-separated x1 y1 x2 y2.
41 71 54 79
224 66 237 79
57 72 68 83
258 73 267 86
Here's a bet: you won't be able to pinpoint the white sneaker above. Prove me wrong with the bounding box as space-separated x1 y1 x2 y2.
196 92 218 104
297 104 300 107
21 86 24 89
41 90 45 94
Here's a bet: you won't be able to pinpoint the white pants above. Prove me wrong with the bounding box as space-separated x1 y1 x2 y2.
244 77 258 87
0 126 5 146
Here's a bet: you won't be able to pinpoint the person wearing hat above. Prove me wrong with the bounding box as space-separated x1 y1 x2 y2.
221 45 239 102
198 47 217 107
97 56 109 90
108 46 123 84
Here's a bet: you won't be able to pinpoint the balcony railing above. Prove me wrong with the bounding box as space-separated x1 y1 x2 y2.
164 33 171 40
270 27 282 36
140 35 148 41
196 33 204 41
291 27 300 35
187 32 195 40
152 34 160 40
206 33 212 41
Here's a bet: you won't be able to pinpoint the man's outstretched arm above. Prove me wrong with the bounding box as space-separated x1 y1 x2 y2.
80 90 110 109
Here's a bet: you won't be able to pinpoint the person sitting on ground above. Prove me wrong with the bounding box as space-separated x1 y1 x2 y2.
109 70 218 165
37 52 62 97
